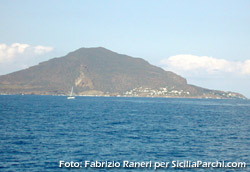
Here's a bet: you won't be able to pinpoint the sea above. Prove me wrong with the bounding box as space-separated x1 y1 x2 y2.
0 95 249 171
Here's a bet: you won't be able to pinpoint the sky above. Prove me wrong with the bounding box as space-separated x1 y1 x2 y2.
0 0 250 97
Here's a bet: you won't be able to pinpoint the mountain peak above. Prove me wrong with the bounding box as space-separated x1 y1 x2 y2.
67 46 116 57
75 46 112 52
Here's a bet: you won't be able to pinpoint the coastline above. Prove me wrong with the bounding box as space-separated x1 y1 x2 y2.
0 93 248 100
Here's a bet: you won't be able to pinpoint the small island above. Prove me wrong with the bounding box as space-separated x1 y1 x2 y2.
0 47 246 99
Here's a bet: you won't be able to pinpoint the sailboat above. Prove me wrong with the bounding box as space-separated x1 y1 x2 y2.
67 87 75 99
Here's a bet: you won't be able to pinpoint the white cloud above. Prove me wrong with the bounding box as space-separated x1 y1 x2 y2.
241 60 250 75
0 43 30 63
0 43 53 64
160 54 250 98
0 43 54 75
34 45 54 54
161 54 250 75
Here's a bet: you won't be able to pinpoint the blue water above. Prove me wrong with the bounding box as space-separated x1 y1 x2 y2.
0 95 249 171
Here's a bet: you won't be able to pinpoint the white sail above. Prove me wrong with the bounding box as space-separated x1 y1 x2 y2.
70 87 74 96
67 86 75 99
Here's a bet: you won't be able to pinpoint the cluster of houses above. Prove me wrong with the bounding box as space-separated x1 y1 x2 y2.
123 87 190 97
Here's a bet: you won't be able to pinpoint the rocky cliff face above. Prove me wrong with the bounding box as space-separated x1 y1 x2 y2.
0 47 246 99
